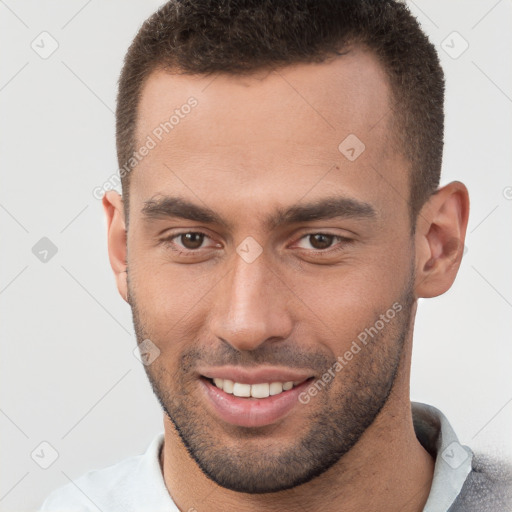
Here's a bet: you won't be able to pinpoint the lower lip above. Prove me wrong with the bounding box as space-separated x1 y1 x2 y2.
200 377 313 428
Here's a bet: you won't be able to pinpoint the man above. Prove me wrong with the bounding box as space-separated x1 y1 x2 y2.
40 0 512 511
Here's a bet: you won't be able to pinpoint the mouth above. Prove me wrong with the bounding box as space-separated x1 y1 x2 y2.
203 376 308 398
199 374 315 428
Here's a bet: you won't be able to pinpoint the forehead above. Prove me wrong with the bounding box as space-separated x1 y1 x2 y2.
131 47 409 226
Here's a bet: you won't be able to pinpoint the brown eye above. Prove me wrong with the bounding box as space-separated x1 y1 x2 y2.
179 232 205 249
308 233 335 250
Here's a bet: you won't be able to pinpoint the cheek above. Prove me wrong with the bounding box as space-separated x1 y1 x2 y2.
286 261 405 349
129 250 211 314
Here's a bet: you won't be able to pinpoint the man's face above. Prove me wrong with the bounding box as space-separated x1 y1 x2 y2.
126 47 417 493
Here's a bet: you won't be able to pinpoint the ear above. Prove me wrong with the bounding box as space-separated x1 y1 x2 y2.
102 191 128 303
414 181 470 298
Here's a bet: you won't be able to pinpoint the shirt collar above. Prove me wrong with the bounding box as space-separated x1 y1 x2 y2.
412 402 473 512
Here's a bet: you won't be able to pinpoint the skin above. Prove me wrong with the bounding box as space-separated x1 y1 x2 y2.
103 46 469 511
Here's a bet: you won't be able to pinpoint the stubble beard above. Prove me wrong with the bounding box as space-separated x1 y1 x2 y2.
127 269 416 494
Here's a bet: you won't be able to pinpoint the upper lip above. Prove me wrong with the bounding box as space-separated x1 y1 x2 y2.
198 366 313 385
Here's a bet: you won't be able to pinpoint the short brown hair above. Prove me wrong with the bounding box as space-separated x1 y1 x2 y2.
116 0 444 227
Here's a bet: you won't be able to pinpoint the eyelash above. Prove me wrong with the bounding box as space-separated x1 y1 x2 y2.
159 231 352 257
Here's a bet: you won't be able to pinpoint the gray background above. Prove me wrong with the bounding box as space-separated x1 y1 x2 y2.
1 1 511 510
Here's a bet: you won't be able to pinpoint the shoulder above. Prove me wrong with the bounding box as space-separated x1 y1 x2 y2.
450 451 512 511
39 451 143 512
39 433 167 512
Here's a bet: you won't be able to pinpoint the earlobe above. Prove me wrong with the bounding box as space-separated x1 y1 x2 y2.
414 181 470 299
102 191 129 303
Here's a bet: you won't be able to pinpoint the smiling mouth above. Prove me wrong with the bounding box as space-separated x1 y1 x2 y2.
201 376 313 399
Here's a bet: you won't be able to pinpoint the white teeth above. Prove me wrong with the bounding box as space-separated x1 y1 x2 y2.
251 383 270 398
210 378 304 397
269 382 283 395
233 382 251 397
223 379 234 394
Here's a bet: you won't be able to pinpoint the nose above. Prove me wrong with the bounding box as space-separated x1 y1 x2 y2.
208 247 294 352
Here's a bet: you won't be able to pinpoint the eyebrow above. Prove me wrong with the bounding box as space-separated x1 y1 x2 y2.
141 195 377 231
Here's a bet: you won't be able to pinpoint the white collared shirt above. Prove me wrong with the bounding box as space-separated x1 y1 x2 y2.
39 402 476 512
